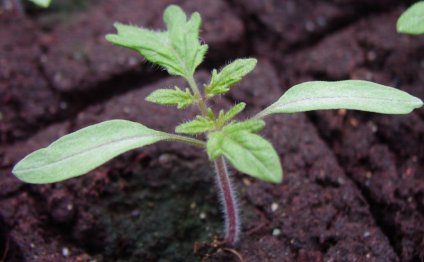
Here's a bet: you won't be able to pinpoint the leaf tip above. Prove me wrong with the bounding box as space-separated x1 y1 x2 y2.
104 34 116 43
12 158 40 184
413 97 424 109
165 4 183 13
144 92 154 102
271 171 283 184
164 4 186 23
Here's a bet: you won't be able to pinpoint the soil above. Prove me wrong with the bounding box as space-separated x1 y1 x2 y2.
0 0 423 261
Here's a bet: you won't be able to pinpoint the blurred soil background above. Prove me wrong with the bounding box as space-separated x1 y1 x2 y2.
0 0 423 261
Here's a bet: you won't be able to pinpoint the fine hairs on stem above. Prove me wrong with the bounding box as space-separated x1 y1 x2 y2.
214 156 240 245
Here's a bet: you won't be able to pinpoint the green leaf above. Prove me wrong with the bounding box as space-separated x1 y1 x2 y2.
28 0 51 7
13 120 175 184
257 80 423 118
397 2 424 35
223 119 265 134
216 102 246 127
205 58 257 97
207 130 282 183
105 5 208 79
146 87 195 109
175 116 215 134
223 103 246 122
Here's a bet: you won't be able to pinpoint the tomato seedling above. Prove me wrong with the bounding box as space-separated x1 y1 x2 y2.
12 5 423 246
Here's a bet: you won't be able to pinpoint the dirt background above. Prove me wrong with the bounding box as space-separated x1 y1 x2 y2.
1 0 423 261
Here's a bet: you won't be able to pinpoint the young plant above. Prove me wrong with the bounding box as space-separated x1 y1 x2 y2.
12 5 423 246
397 1 424 35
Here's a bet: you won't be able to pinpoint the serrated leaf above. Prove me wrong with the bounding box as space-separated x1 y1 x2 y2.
397 2 424 35
146 87 195 109
257 80 423 118
105 5 208 79
12 120 174 184
223 103 246 122
205 58 257 97
216 103 246 127
207 130 282 183
28 0 51 7
223 119 265 134
175 116 215 134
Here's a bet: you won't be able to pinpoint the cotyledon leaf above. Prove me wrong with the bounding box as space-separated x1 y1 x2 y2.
12 119 204 184
256 80 423 118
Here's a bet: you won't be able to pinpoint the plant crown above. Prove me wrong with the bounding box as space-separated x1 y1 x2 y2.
13 5 423 185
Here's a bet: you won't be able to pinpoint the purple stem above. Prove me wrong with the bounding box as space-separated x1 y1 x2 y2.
214 156 240 245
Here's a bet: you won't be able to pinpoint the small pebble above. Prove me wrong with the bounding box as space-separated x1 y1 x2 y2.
62 247 70 257
349 118 359 127
338 109 347 116
363 231 371 238
366 172 372 179
272 228 281 236
271 203 279 212
242 178 252 186
199 212 206 220
158 154 172 165
368 121 378 133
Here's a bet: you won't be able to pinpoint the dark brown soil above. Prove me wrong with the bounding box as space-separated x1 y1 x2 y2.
1 1 423 261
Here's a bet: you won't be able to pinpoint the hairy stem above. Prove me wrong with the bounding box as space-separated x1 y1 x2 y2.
188 74 240 245
187 76 209 116
214 156 240 245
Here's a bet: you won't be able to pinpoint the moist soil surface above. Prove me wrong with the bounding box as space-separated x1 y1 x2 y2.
1 1 423 261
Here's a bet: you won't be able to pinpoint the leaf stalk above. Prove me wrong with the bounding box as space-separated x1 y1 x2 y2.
164 133 206 148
